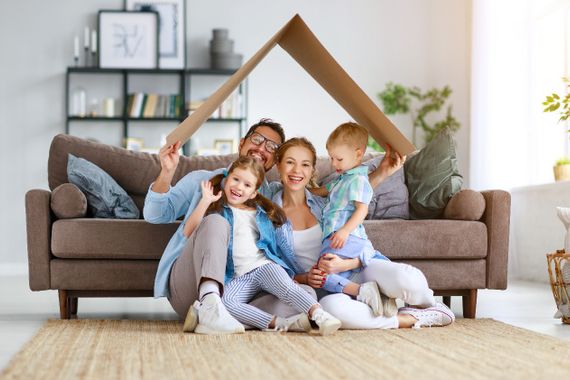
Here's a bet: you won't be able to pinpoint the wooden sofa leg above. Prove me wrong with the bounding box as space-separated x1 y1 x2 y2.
58 290 71 319
70 297 78 316
462 289 478 318
442 296 451 308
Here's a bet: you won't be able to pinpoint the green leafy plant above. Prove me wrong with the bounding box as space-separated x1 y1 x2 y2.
555 157 570 166
543 77 570 123
377 82 461 145
542 77 570 168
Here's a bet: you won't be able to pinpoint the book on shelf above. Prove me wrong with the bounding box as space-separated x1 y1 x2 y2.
187 91 242 119
126 93 181 118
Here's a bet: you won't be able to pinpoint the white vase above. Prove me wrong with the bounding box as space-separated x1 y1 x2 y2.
556 207 570 253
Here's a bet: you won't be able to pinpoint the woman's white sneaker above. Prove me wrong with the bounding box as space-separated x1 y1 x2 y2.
399 302 455 328
311 308 341 335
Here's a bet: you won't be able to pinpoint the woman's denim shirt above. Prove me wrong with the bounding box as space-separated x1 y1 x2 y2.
220 203 300 283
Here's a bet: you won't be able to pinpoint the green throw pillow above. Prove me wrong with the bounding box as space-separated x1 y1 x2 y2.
404 128 463 219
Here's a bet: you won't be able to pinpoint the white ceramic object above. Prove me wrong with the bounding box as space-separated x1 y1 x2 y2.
557 207 570 254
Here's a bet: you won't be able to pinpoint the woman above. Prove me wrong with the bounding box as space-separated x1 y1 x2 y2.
272 137 454 329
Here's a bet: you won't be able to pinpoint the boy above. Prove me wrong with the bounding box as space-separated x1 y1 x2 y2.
317 122 397 317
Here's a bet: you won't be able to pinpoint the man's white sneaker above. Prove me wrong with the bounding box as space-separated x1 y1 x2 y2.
191 293 245 335
311 308 341 336
357 281 383 316
399 302 455 329
270 313 312 333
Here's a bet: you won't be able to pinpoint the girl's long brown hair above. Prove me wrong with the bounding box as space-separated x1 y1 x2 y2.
206 156 287 227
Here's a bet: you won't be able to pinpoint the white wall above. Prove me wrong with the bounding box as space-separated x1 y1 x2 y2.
0 0 472 267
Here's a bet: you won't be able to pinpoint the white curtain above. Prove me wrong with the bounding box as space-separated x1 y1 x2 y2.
471 0 570 191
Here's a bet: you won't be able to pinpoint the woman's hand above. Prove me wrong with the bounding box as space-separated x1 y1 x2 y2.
200 180 222 204
307 266 326 288
158 141 182 175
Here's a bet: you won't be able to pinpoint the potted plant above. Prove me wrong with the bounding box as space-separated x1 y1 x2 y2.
542 77 570 181
377 82 461 146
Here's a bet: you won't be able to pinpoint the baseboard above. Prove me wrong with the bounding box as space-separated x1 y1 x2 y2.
0 263 28 276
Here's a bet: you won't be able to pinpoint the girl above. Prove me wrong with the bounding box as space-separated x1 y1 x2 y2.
183 156 341 335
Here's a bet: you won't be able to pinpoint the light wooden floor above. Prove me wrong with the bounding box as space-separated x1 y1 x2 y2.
1 275 569 370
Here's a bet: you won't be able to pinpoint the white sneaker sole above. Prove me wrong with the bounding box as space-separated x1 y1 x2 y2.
317 319 341 336
382 296 398 318
182 304 199 333
194 324 245 335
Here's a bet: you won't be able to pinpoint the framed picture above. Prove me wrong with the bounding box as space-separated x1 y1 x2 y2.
125 0 186 69
214 139 235 155
197 148 221 156
98 10 159 69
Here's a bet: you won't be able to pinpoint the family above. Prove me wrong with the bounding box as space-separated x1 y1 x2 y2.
144 118 455 335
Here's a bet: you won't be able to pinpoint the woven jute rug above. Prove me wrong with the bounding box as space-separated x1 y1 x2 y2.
1 319 569 379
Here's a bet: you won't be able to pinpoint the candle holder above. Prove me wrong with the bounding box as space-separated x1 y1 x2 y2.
74 56 79 67
84 47 90 67
91 52 97 68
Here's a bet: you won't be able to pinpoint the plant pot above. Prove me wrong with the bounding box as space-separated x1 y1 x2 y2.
554 164 570 182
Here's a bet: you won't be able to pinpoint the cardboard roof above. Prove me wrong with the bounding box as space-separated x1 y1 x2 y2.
167 14 416 155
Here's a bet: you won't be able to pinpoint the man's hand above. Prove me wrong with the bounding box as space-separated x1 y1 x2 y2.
200 181 222 204
158 141 181 174
378 144 406 179
329 228 349 249
152 141 182 193
307 266 326 288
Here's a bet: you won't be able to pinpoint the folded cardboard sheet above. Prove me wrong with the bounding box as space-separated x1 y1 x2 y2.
167 14 416 156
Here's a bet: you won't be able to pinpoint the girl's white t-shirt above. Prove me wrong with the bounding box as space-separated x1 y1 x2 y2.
292 223 322 272
229 205 271 277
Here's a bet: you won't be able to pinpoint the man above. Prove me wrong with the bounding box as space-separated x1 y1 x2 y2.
144 119 286 335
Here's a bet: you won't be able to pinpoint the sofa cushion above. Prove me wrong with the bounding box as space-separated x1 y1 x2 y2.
50 183 87 219
51 219 179 259
51 259 157 290
48 134 238 204
67 154 140 219
364 219 487 260
404 128 463 219
443 189 486 221
396 259 487 290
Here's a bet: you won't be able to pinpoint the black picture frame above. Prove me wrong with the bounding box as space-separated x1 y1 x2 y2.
98 10 159 69
124 0 186 69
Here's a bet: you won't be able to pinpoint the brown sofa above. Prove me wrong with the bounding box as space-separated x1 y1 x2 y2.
25 134 511 319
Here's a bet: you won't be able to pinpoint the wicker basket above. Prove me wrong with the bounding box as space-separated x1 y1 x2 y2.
546 250 570 324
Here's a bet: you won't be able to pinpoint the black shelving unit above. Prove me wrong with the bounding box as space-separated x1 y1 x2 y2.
65 67 248 155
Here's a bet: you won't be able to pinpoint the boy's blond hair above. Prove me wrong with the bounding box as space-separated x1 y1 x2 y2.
326 122 368 151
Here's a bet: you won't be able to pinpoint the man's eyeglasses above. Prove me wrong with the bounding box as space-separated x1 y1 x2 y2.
248 132 280 153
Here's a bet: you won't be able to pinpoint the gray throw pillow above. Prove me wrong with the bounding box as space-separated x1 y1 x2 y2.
404 128 463 219
319 155 409 220
67 154 140 219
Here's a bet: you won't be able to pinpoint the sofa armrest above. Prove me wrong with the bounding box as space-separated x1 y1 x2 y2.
481 190 511 289
25 189 53 290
